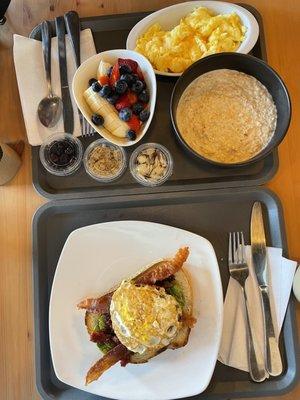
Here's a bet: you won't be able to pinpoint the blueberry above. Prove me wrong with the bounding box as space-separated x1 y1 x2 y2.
89 78 98 87
132 102 144 115
91 113 104 126
115 80 128 94
131 80 144 93
108 66 113 77
58 153 70 166
91 81 102 92
107 93 119 105
65 144 75 156
126 129 137 141
138 89 149 103
120 73 134 86
139 109 150 122
49 153 59 164
99 84 112 98
119 64 132 74
51 142 64 156
119 107 132 122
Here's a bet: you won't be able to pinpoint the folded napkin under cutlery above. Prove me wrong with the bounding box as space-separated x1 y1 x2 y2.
218 245 297 372
13 29 96 146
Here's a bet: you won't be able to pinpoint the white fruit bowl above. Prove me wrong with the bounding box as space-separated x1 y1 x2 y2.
72 49 157 147
126 1 259 77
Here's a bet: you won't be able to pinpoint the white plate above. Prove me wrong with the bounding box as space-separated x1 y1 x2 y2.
49 221 223 400
72 49 157 146
126 1 259 77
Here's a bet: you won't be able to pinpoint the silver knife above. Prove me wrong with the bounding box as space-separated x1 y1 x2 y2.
55 16 74 134
250 201 283 376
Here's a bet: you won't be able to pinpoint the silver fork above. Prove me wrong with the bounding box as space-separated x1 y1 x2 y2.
228 231 268 382
79 111 95 137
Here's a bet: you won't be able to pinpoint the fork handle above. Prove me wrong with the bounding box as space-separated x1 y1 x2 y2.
242 287 268 382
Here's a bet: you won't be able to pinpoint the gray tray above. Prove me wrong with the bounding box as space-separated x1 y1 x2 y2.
30 5 278 200
32 187 298 399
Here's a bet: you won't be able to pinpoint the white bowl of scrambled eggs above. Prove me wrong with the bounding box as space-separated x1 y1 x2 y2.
126 1 259 76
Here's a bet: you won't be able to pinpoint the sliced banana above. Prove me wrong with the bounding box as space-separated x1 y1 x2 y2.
84 87 129 138
97 60 112 80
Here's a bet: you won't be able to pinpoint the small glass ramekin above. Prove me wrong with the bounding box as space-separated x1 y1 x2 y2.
129 142 173 186
83 138 127 183
39 133 83 176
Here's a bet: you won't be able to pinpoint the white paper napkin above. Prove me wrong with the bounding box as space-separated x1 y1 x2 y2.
218 246 297 372
13 29 96 146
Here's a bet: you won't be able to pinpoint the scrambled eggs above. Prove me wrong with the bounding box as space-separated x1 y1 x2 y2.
135 7 246 73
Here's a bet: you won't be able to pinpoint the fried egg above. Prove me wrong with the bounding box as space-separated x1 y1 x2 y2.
110 281 182 354
135 6 246 73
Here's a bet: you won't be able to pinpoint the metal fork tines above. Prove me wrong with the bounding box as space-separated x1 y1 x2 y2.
79 111 94 137
228 232 268 382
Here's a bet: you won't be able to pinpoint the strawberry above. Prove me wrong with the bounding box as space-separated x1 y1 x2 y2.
136 66 144 81
127 114 141 132
115 91 137 111
118 58 138 74
127 91 137 105
115 93 131 111
109 61 120 86
98 75 109 86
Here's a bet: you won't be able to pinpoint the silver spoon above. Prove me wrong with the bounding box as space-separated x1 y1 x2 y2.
38 20 62 128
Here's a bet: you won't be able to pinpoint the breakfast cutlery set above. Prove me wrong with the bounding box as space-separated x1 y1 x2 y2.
38 11 94 137
229 202 282 382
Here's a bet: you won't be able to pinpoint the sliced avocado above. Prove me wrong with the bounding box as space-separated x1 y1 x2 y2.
97 342 114 354
86 312 107 334
98 314 106 331
166 281 185 308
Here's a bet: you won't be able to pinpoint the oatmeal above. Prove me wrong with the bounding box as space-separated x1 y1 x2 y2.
176 69 277 163
87 144 123 177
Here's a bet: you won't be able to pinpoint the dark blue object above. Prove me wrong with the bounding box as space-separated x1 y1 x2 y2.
126 129 137 140
132 102 144 115
115 80 128 94
100 84 112 98
119 107 132 122
131 80 144 93
138 90 149 103
91 113 104 126
139 109 150 122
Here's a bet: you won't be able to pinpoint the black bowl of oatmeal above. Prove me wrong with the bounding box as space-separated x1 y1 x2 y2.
170 52 291 167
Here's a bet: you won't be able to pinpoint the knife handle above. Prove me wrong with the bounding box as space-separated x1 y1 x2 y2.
55 16 66 47
64 11 81 68
260 287 283 376
242 287 268 382
41 20 52 95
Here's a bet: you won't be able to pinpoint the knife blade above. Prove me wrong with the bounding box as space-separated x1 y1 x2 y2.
55 16 74 134
250 201 283 376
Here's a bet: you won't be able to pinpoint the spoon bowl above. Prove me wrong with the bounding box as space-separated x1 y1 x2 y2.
38 95 63 128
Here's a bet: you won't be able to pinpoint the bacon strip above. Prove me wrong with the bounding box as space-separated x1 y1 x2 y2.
77 292 113 313
134 247 189 285
78 247 189 313
85 344 129 385
89 330 113 343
